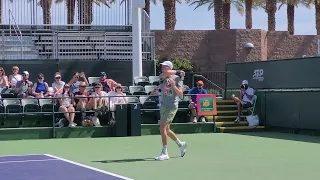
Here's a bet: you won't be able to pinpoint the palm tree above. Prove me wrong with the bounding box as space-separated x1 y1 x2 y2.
265 0 277 31
243 0 264 29
144 0 158 15
162 0 183 30
278 0 311 35
187 0 243 30
315 0 320 35
56 0 76 25
224 0 244 29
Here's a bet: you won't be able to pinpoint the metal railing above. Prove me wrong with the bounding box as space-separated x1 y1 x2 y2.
8 9 24 59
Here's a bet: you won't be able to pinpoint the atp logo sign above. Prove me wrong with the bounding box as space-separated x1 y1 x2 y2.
252 69 264 81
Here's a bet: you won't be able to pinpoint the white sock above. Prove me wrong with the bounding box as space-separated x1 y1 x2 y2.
175 139 182 147
162 145 168 154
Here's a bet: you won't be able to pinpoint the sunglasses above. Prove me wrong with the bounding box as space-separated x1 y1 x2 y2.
22 74 27 76
55 77 61 79
95 86 101 89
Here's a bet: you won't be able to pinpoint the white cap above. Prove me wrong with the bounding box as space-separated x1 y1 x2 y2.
160 61 173 69
22 71 29 76
242 80 248 85
55 74 61 78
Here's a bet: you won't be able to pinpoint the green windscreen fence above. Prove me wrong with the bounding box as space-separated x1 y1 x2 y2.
226 57 320 89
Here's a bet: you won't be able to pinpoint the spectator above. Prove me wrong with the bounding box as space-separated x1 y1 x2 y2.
0 67 9 89
188 80 208 123
86 83 108 127
14 71 33 98
57 84 76 128
231 80 255 123
31 73 50 98
107 85 128 121
8 66 22 88
68 72 88 94
98 72 119 92
74 81 90 121
52 72 65 97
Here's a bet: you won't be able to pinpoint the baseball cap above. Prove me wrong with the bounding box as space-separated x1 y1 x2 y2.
242 80 249 85
55 74 61 78
22 71 29 76
100 72 106 76
160 61 173 69
197 80 204 86
64 84 70 88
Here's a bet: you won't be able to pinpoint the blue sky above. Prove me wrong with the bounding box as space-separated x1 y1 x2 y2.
3 0 315 35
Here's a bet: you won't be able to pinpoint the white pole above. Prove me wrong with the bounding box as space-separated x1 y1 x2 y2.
132 0 144 81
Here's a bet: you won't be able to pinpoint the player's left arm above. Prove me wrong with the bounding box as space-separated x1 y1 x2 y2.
245 88 254 100
171 77 183 97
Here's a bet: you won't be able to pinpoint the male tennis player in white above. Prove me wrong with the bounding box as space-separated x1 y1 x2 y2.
155 61 187 161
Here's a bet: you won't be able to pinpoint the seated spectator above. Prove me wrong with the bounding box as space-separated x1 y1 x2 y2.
68 72 88 94
57 84 76 128
88 83 108 111
231 80 255 123
107 85 128 120
14 71 33 98
74 82 90 121
0 67 9 89
8 66 22 88
31 73 50 98
98 72 119 92
86 83 108 127
188 80 208 123
52 72 65 97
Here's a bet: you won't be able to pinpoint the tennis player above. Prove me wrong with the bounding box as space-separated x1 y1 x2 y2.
155 61 187 161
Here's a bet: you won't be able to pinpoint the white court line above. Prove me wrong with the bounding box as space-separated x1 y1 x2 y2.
44 154 134 180
0 159 59 164
0 154 46 158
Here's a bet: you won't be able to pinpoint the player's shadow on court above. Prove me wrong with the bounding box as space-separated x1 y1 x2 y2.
92 156 180 164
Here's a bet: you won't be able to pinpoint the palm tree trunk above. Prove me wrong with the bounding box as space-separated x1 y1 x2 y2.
245 0 252 29
40 0 52 29
172 0 176 29
287 4 294 35
223 2 230 29
163 0 175 30
66 0 76 29
214 0 224 29
266 0 276 31
316 0 320 35
0 0 2 24
144 0 150 15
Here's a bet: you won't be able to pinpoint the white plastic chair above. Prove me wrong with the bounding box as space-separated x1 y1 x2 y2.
247 95 257 115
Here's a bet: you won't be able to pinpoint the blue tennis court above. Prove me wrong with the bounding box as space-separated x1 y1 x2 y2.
0 154 133 180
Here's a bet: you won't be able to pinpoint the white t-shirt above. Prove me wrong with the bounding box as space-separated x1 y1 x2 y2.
57 93 72 107
242 87 254 104
52 81 65 92
107 91 127 105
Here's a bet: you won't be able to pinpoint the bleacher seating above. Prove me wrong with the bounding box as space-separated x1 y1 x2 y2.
31 32 153 60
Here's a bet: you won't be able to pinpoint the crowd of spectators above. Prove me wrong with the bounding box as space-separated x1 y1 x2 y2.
0 66 128 128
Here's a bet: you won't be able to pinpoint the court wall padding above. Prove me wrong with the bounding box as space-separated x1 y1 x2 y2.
226 57 320 132
226 57 320 89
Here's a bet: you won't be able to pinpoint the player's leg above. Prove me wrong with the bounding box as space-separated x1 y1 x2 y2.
155 106 170 161
166 107 187 157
